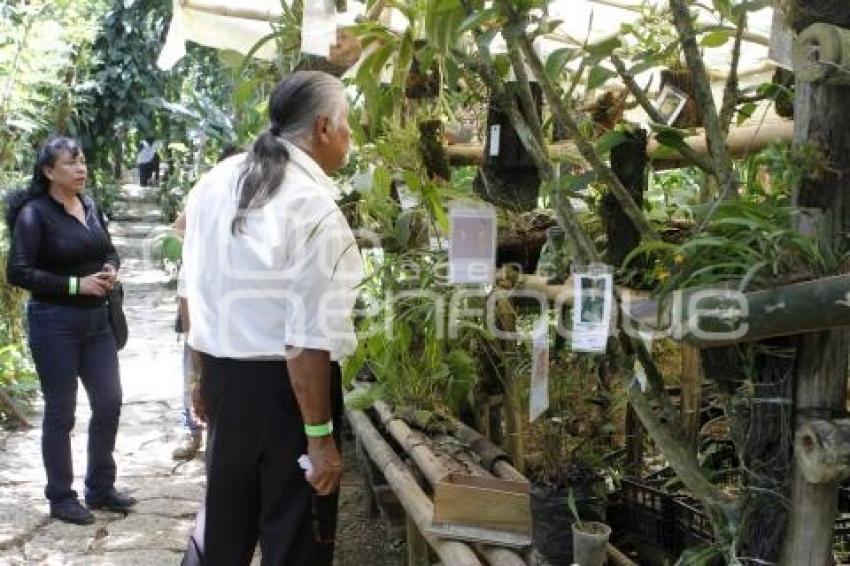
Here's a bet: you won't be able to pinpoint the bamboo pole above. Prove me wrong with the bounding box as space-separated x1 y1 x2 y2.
346 408 484 566
180 0 282 22
445 120 794 168
372 402 528 566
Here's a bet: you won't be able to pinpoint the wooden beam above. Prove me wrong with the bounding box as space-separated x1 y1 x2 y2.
445 120 794 168
623 273 850 348
180 0 282 22
346 408 484 566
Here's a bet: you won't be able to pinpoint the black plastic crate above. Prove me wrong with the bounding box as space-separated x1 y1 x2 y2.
619 477 677 549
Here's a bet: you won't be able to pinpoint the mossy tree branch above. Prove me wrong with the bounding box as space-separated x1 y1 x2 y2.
669 0 739 203
719 12 746 138
495 0 659 243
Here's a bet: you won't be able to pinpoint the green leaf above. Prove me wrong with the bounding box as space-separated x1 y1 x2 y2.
457 7 498 34
594 130 628 155
544 47 575 83
586 65 616 90
394 210 414 248
344 385 384 411
585 37 621 58
700 30 730 48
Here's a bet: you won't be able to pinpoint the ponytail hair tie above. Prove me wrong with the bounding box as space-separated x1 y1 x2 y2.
269 124 282 136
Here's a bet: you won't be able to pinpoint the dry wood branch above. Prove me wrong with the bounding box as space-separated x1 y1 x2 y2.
0 389 31 429
719 14 746 138
346 408 483 566
669 0 734 181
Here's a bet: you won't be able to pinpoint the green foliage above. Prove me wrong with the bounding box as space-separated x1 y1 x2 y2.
625 198 831 299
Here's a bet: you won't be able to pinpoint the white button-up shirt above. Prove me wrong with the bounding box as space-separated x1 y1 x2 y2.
182 142 363 361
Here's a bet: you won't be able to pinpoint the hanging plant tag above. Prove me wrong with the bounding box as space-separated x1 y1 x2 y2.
448 204 496 285
654 85 689 126
529 321 550 422
302 0 337 58
571 265 613 353
489 124 502 156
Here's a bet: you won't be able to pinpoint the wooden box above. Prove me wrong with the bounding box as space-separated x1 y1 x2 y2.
428 473 532 548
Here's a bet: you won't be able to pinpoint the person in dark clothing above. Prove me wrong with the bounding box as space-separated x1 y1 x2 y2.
6 136 137 525
137 138 160 187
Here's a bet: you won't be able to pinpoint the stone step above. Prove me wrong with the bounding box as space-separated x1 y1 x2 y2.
109 221 164 240
114 184 160 205
111 202 162 223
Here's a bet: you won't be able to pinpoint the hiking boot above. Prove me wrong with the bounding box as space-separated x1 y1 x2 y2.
50 499 95 525
85 488 137 513
172 432 202 461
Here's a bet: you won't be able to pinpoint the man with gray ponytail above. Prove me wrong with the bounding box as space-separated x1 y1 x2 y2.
180 71 362 566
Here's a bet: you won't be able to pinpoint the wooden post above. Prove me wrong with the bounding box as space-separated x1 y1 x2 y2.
781 15 850 563
680 345 703 453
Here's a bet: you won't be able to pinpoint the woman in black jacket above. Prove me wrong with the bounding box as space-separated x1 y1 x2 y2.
6 136 136 525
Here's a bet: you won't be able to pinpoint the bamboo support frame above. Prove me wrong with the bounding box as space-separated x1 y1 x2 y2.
445 120 794 168
371 401 528 566
345 408 484 566
179 0 282 22
373 401 638 566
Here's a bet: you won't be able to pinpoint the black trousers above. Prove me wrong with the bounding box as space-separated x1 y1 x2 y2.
26 300 122 504
182 355 343 566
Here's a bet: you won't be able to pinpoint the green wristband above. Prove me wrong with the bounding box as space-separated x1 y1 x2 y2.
69 277 79 296
304 421 334 438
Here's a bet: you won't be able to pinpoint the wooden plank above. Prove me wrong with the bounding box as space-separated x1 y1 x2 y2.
680 345 703 453
425 522 531 549
433 474 531 536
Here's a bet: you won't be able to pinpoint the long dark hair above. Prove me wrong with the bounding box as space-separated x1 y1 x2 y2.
232 71 346 234
5 136 83 230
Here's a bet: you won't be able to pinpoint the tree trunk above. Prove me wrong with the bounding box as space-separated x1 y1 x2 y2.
781 37 850 563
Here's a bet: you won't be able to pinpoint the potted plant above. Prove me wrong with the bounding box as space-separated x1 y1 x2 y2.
569 490 612 566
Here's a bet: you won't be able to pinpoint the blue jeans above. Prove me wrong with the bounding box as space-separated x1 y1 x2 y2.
26 300 123 504
182 340 200 435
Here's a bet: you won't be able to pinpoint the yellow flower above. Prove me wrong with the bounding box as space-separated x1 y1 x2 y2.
674 254 684 265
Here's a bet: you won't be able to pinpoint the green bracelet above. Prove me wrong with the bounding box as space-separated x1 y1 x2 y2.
69 276 79 296
304 421 334 438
